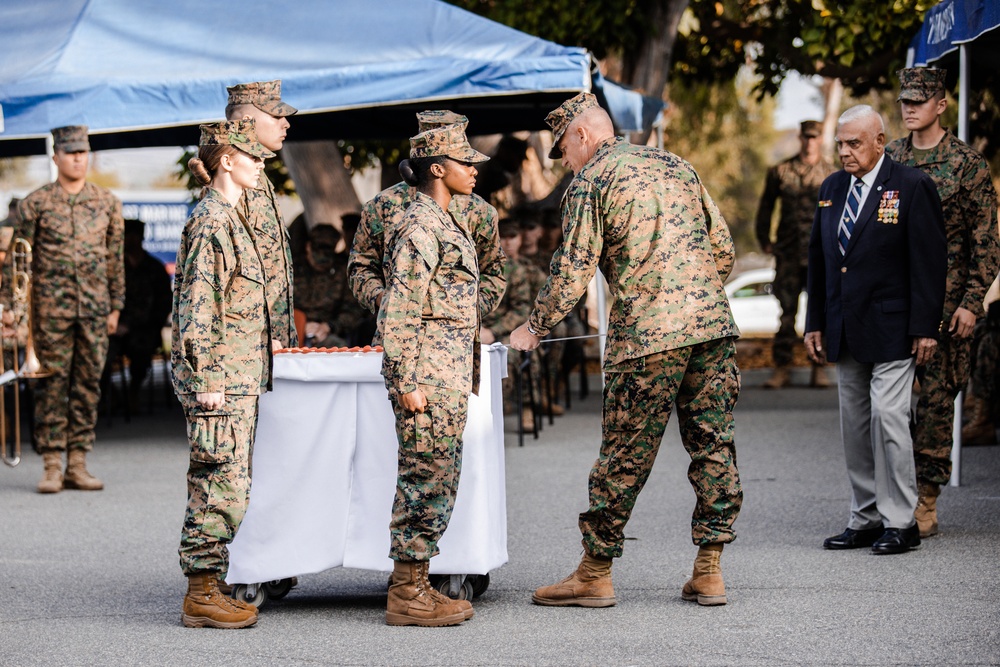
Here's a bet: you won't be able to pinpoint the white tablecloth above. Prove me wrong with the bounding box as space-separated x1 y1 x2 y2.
227 345 508 584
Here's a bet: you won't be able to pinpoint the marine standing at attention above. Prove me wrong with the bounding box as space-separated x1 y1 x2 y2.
380 122 489 627
172 120 274 629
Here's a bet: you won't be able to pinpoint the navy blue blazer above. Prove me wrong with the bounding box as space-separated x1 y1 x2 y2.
805 155 946 363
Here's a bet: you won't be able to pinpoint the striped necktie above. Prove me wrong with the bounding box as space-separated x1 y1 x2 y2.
838 179 864 255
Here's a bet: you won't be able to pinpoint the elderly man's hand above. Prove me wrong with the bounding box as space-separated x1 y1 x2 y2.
912 337 938 366
509 323 541 351
804 331 826 365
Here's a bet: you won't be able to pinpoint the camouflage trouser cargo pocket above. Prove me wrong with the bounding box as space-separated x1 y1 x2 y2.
187 412 239 464
414 411 434 454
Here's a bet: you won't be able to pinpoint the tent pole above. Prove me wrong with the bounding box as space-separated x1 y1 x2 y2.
958 44 969 143
46 134 56 183
949 43 971 488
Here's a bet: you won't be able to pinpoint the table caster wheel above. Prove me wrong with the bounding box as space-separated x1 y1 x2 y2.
231 583 268 608
467 573 490 598
264 578 294 600
430 574 473 600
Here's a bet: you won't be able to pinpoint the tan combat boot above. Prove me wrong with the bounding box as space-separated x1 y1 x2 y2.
420 563 474 621
961 399 997 446
762 367 791 389
915 480 941 538
386 561 468 627
37 452 64 494
182 573 258 628
521 405 535 431
810 365 831 388
682 543 727 606
531 553 616 607
63 449 104 491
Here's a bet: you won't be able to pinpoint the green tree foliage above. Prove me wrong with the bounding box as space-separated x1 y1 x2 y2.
448 0 657 78
664 74 778 255
674 0 937 97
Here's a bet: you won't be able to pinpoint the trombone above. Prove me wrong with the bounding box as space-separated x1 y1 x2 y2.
2 238 51 467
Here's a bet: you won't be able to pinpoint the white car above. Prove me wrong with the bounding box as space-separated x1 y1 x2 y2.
724 268 807 338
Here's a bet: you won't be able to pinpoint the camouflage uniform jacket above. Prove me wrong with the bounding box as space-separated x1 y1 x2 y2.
754 154 836 266
380 192 480 398
238 172 295 346
482 257 538 340
526 137 738 366
172 189 271 396
887 130 1000 320
350 181 505 320
16 182 124 319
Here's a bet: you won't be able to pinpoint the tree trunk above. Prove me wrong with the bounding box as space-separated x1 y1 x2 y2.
281 141 361 231
820 78 843 159
622 0 690 145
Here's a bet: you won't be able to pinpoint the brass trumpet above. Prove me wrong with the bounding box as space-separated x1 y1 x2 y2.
2 237 51 468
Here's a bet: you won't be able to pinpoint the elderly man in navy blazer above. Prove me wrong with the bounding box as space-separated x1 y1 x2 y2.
805 104 946 556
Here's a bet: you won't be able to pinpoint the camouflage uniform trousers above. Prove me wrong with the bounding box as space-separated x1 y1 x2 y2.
33 316 109 452
771 256 810 368
580 336 742 558
389 383 469 562
913 332 971 485
178 393 258 576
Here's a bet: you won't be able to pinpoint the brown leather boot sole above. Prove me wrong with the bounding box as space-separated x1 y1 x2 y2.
681 590 727 606
385 609 467 627
181 612 258 629
531 592 616 607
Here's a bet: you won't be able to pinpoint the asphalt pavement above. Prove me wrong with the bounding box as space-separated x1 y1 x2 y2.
1 367 998 666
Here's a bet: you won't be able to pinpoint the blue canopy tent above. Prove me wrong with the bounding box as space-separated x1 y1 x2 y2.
0 0 662 157
907 0 1000 142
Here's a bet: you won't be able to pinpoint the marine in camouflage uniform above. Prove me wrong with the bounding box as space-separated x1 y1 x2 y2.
755 120 836 387
294 224 350 347
349 110 506 336
171 121 274 630
380 123 489 627
887 67 1000 536
15 125 124 494
226 80 298 348
512 93 741 608
482 219 544 420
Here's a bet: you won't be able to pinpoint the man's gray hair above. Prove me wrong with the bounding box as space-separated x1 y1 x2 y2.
837 105 885 134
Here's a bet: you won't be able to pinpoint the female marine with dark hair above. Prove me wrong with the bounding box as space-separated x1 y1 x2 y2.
380 122 490 627
170 119 273 629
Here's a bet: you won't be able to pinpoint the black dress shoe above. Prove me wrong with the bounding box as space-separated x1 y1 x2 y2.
871 525 921 555
823 525 885 549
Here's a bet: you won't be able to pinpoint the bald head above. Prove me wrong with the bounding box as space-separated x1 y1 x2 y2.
835 105 886 177
558 106 616 174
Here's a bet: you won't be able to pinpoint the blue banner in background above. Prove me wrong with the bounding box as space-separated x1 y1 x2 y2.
120 199 191 275
910 0 1000 65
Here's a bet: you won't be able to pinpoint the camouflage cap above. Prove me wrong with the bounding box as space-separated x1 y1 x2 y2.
409 123 489 163
897 67 947 103
199 119 276 159
416 110 469 132
226 80 298 117
51 125 90 152
800 120 822 137
545 92 600 159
